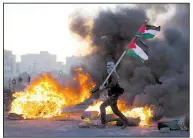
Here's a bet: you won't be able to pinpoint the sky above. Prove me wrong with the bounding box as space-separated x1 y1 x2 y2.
4 4 128 63
4 3 174 64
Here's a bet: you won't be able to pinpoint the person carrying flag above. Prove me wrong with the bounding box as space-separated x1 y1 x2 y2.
93 60 130 129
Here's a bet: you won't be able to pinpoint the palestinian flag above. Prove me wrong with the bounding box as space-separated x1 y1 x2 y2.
127 37 148 63
135 24 161 39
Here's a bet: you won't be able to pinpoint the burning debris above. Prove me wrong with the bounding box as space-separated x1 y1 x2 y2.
69 4 189 119
80 100 153 127
8 68 96 119
6 4 189 133
8 67 153 127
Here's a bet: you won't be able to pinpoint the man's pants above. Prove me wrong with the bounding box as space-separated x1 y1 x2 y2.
100 95 129 125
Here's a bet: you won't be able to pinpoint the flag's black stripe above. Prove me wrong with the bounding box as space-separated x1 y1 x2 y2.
146 25 161 31
134 37 148 55
138 39 148 48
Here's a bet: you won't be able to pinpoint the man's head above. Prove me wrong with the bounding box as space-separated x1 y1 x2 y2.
106 61 115 74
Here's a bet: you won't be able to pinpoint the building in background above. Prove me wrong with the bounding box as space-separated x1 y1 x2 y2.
56 61 64 71
4 50 84 88
20 51 58 73
65 56 81 70
4 50 84 89
16 62 20 75
4 50 16 78
4 50 16 88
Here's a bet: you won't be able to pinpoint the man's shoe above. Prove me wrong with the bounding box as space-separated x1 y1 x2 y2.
120 124 128 129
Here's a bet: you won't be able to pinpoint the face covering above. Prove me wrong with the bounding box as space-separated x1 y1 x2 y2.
106 61 120 80
107 61 115 74
106 61 120 83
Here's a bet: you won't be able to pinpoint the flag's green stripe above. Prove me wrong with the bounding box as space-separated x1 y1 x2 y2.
135 33 154 39
127 50 145 63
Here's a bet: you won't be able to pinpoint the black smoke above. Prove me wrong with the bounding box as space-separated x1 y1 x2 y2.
69 4 189 118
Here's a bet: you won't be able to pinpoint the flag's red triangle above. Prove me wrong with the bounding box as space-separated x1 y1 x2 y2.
138 24 146 33
127 24 145 49
128 40 136 49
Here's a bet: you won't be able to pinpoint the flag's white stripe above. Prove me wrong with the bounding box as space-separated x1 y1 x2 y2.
144 29 160 35
132 44 148 60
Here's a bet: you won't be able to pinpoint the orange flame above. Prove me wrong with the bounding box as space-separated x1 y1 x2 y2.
9 68 96 119
85 100 153 126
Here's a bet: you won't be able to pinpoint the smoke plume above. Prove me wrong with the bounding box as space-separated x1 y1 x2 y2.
69 4 189 118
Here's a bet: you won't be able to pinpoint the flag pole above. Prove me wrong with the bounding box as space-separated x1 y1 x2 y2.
101 21 147 87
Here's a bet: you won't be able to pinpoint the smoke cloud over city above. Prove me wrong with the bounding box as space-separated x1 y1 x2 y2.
69 4 189 118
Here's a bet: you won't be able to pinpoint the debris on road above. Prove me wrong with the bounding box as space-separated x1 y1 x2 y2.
178 115 189 131
78 122 90 128
115 117 140 126
78 118 99 128
7 113 24 120
160 127 170 133
158 120 180 130
157 115 189 133
81 111 99 119
80 110 141 128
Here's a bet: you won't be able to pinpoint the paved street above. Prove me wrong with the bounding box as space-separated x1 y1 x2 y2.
4 111 189 137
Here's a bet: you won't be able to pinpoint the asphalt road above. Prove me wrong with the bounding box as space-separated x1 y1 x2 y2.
4 112 189 137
